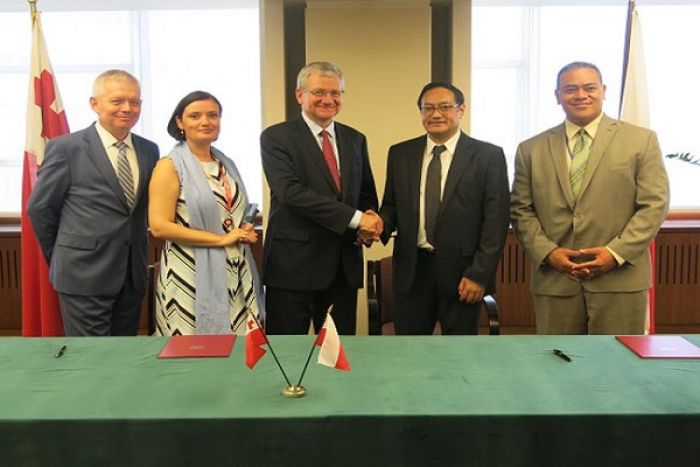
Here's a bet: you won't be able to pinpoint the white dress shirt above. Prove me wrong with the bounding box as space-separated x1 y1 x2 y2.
417 131 460 249
94 122 140 196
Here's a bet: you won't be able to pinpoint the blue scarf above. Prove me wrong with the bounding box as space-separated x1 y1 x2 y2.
169 142 264 334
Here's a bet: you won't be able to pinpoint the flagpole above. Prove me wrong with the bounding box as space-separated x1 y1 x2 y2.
618 0 635 117
28 0 38 22
295 323 323 388
297 308 335 388
247 311 299 391
22 0 68 336
616 0 656 335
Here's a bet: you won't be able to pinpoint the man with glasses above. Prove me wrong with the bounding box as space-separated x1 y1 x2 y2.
511 61 669 335
379 81 510 335
261 61 380 335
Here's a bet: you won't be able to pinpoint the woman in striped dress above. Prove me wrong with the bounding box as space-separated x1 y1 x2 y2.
148 91 262 335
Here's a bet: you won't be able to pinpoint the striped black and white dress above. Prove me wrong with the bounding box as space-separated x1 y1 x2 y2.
154 158 260 336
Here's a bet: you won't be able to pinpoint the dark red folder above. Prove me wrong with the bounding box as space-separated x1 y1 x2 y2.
616 335 700 359
158 335 237 359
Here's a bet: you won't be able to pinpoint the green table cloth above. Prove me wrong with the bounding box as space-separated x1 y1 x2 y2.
1 335 699 466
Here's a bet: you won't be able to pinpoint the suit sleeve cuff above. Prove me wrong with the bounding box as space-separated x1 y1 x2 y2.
348 210 363 230
606 246 626 266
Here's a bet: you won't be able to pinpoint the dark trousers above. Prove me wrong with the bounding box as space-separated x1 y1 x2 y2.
394 250 480 335
58 286 144 336
265 264 358 335
58 251 144 336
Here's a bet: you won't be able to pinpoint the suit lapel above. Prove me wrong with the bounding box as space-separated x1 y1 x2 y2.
407 137 425 216
132 135 150 208
336 124 354 202
546 124 575 209
294 117 340 196
578 114 617 197
83 125 131 210
439 133 472 215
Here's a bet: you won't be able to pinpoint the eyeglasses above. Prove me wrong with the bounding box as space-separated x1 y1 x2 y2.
420 104 460 115
306 89 344 98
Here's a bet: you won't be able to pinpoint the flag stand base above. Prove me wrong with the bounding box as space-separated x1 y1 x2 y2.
282 385 306 398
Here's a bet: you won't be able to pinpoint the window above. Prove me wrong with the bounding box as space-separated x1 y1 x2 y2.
471 1 700 210
0 1 261 214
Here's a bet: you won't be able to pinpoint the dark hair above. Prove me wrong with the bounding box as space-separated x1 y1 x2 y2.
416 81 465 109
166 91 223 141
556 61 603 90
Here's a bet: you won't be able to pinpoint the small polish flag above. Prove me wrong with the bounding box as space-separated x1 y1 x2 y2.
315 314 351 371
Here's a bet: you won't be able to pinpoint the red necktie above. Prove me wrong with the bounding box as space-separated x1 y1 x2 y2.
320 130 341 192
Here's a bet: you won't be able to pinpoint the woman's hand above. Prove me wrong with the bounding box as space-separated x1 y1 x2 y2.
220 223 257 246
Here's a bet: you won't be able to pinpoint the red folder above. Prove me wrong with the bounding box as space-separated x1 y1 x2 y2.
158 335 237 359
616 335 700 359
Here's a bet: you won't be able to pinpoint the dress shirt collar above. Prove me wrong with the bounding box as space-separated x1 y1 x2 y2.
94 121 134 150
564 112 604 141
301 112 336 140
426 130 461 156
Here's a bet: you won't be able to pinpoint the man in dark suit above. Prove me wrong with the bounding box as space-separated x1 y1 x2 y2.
379 82 510 335
260 61 380 335
28 69 159 336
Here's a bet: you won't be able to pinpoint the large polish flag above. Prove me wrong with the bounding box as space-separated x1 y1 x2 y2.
618 0 655 334
315 314 351 371
245 315 267 369
21 10 69 336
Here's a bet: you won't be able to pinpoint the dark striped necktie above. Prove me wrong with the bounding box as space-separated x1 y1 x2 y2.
114 140 135 208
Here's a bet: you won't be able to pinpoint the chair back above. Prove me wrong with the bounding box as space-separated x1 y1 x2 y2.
367 256 500 335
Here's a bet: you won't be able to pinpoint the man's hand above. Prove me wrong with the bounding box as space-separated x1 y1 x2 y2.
571 246 617 280
458 277 485 303
357 210 383 246
545 247 585 281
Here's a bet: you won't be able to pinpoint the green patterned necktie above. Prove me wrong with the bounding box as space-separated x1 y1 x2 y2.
569 128 590 198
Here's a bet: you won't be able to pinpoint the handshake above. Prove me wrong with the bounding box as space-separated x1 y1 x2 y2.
356 209 383 247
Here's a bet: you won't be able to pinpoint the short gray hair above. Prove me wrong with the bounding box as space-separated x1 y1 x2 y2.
92 69 140 97
556 61 603 90
296 61 345 91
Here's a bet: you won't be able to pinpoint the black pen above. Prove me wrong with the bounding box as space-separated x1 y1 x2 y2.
55 345 67 358
553 348 571 362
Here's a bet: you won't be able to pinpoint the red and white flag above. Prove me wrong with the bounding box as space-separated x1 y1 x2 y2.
21 9 69 336
618 0 656 334
315 314 351 371
245 315 267 369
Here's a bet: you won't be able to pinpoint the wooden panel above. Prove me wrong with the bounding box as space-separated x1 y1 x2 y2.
654 225 700 329
3 224 700 336
0 236 21 331
495 234 535 333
